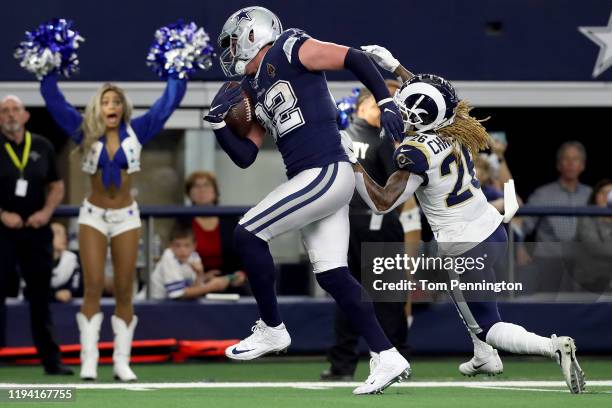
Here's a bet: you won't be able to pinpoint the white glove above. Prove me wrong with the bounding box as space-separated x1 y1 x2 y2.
361 45 400 72
340 131 358 164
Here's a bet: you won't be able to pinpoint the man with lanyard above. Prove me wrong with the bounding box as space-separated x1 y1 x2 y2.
0 95 71 375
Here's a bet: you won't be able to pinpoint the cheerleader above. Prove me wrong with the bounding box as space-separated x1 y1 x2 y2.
40 72 185 381
17 19 213 381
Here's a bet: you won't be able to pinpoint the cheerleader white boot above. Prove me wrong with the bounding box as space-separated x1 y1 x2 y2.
76 312 103 381
111 315 138 382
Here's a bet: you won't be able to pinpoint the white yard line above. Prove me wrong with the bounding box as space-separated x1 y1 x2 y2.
0 381 611 390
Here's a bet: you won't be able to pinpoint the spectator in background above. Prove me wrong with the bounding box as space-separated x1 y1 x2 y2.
574 179 612 294
0 95 71 375
149 223 236 300
50 222 82 303
519 141 592 292
522 141 591 242
185 171 247 291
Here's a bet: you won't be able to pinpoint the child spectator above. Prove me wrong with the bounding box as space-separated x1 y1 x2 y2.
149 223 238 299
50 222 82 303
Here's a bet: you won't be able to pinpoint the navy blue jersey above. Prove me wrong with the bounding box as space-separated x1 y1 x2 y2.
242 29 348 178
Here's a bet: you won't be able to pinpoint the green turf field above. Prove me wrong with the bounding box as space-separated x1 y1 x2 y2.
1 357 611 407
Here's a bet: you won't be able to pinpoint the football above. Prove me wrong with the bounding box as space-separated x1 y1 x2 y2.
224 81 255 137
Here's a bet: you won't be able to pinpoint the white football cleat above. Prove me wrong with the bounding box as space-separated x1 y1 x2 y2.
551 335 586 394
353 348 411 395
225 319 291 361
459 349 504 377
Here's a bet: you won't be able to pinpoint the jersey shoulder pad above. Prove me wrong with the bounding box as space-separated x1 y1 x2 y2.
279 28 311 66
393 140 431 173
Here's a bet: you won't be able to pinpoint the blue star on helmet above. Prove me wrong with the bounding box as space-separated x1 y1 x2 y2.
236 9 252 24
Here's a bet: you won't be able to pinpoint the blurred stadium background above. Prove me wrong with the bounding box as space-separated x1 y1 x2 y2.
1 0 611 406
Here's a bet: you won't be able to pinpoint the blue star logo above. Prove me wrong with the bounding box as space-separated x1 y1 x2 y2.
236 9 252 24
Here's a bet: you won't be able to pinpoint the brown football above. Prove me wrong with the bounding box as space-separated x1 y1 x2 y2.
224 81 255 137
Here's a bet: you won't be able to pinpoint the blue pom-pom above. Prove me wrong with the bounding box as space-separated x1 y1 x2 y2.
147 20 215 79
14 18 84 79
336 88 360 130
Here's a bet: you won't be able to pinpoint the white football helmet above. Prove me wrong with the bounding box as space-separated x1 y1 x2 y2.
218 7 283 77
393 73 459 133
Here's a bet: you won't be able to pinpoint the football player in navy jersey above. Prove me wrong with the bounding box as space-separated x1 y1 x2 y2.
203 7 408 395
342 45 586 394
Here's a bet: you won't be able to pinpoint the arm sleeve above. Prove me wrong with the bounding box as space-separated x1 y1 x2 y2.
40 73 84 143
344 48 390 103
130 78 187 144
214 125 259 168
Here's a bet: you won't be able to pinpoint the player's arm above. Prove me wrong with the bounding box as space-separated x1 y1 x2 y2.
297 39 404 142
360 45 414 82
341 132 421 214
354 165 419 214
203 83 261 169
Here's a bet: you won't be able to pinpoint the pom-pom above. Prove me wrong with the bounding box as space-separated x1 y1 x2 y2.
147 20 214 79
336 88 360 130
14 18 84 80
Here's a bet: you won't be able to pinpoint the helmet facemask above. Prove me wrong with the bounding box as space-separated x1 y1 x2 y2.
219 26 258 76
393 82 457 134
218 7 283 77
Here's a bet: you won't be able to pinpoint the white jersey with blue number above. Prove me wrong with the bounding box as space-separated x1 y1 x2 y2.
394 133 502 255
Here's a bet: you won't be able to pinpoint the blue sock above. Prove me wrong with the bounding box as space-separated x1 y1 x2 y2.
233 225 282 327
316 267 392 353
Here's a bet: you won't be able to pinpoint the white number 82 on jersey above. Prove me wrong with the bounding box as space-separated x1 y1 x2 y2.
255 80 306 140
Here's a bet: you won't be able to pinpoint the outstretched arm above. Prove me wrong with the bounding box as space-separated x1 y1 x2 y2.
297 38 404 142
341 131 421 214
354 163 419 213
360 45 414 82
40 73 84 143
131 78 187 144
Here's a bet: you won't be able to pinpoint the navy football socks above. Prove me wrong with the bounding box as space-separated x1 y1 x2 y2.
234 225 282 327
316 267 392 353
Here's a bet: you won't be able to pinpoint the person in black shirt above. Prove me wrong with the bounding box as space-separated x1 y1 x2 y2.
322 81 421 380
0 95 71 375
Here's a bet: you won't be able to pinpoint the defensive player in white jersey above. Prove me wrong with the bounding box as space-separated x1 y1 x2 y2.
340 45 586 394
203 8 410 394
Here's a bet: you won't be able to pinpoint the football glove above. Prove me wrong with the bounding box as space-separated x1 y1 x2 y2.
361 45 400 73
378 99 405 143
203 82 243 128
